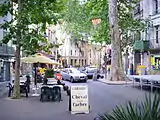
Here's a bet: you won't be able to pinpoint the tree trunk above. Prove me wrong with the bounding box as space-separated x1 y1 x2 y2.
108 0 125 81
12 45 21 99
12 0 23 99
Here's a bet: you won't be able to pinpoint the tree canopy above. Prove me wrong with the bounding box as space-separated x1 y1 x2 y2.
62 0 145 48
0 0 66 55
0 0 66 98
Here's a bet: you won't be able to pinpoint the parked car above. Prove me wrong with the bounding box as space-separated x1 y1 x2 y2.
85 69 96 79
79 66 104 79
60 68 88 83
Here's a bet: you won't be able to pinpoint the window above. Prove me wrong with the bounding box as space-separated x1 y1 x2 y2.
82 60 84 66
134 31 141 40
75 50 76 55
155 26 159 43
85 59 87 65
154 0 158 14
71 50 72 55
71 59 73 65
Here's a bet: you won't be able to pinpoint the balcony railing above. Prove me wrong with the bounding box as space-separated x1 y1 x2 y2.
0 44 15 56
133 40 149 51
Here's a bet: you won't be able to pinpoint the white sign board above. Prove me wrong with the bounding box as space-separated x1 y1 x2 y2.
70 86 89 114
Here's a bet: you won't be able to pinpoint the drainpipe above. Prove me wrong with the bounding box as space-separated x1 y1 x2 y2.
141 50 143 65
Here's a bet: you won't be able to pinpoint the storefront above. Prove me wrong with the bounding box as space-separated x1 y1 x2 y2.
151 55 160 70
0 44 14 82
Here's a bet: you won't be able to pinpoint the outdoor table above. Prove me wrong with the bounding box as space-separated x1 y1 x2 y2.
129 75 160 92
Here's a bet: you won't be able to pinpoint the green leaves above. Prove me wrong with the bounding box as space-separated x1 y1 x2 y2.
62 0 145 48
99 93 160 120
0 0 66 55
62 0 110 44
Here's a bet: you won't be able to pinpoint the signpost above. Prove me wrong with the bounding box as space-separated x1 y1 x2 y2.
70 86 89 114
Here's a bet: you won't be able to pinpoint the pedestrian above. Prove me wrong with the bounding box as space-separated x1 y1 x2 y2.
7 82 13 97
55 71 62 81
43 77 48 85
25 75 31 93
37 70 43 83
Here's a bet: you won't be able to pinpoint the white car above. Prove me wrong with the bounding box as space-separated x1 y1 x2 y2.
60 68 88 83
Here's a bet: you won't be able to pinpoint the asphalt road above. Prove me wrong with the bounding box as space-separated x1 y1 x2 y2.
0 80 148 120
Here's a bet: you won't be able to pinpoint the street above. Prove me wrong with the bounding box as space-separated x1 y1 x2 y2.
0 80 147 120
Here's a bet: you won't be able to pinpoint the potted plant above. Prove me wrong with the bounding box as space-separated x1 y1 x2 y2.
44 69 55 78
98 93 160 120
44 69 56 82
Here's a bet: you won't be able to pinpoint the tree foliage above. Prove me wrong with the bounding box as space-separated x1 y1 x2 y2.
0 0 65 98
63 0 145 48
0 0 65 55
99 94 160 120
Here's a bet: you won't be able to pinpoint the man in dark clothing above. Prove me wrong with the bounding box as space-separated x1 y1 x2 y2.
7 83 13 97
25 75 31 93
43 77 48 85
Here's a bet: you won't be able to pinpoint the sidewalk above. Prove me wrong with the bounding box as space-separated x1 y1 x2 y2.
97 74 132 85
0 82 8 98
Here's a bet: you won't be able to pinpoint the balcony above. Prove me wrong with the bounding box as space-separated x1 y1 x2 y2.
0 44 15 57
133 40 149 51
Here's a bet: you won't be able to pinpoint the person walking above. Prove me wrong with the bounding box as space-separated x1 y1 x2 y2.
25 75 31 93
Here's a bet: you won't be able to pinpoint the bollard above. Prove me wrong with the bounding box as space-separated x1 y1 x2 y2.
68 89 71 111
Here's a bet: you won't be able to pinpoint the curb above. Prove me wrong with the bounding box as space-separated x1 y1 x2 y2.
97 79 132 85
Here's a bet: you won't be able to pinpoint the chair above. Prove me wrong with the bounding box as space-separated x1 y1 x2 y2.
20 85 28 97
51 86 61 102
40 86 51 102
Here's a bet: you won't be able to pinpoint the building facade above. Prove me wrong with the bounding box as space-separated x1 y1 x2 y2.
58 35 88 67
45 25 58 60
0 9 15 95
132 0 160 73
53 24 106 67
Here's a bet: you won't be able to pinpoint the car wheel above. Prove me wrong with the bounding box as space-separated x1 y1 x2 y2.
70 77 74 83
97 74 100 79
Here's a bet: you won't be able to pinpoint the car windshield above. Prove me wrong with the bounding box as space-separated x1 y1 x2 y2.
69 69 81 73
87 69 96 73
